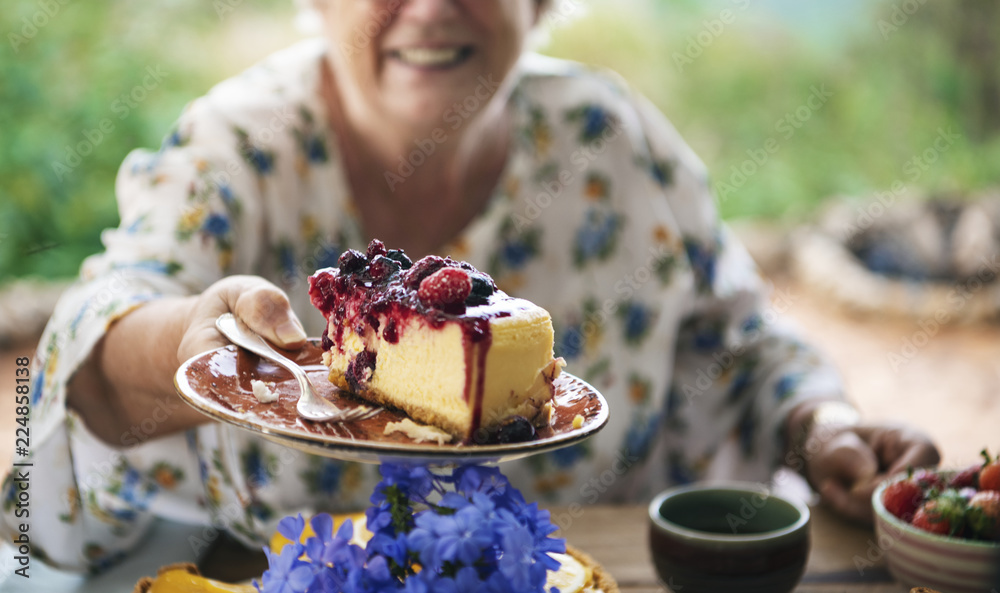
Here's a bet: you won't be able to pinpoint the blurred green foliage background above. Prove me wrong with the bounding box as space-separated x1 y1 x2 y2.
2 0 999 284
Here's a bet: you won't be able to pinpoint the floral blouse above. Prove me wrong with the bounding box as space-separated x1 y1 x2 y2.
1 39 842 572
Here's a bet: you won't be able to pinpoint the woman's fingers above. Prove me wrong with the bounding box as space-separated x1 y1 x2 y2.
178 276 307 363
230 281 307 348
809 430 880 523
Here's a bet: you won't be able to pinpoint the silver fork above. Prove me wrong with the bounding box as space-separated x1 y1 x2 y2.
215 313 380 422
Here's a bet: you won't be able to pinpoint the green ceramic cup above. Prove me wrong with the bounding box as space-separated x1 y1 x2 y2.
648 482 811 593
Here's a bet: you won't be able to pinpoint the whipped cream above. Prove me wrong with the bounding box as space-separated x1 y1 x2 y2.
383 418 453 445
251 379 279 403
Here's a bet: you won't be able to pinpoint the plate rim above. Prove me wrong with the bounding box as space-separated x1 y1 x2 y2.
173 342 609 463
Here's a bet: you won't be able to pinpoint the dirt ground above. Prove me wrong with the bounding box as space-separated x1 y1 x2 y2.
1 278 997 473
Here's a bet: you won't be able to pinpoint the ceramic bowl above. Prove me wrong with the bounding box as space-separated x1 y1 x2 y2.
648 482 810 593
872 474 1000 593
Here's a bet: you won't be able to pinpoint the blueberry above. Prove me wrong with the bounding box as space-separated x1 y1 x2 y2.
386 249 413 270
495 416 536 444
465 273 496 305
338 249 366 274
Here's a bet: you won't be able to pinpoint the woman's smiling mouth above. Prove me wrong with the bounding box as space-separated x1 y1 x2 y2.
389 46 474 69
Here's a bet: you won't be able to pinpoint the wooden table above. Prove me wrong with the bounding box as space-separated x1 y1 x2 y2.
548 504 908 593
200 504 910 592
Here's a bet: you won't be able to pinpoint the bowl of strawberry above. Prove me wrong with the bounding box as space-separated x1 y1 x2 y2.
872 450 1000 593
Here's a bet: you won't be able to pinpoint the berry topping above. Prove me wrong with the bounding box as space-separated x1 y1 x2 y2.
345 349 377 392
465 273 496 306
368 255 401 282
321 327 333 351
366 239 387 259
883 479 923 521
386 249 413 270
338 249 366 274
418 268 472 308
403 255 447 289
494 416 537 444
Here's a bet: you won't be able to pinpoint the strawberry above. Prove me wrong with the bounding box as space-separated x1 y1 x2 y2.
966 491 1000 541
911 490 967 536
912 468 945 492
418 268 472 308
979 449 1000 492
948 463 980 490
883 479 924 521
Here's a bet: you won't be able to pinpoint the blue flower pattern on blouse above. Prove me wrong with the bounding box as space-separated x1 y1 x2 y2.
6 44 842 572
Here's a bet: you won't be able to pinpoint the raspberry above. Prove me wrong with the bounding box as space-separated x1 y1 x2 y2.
368 255 401 282
418 268 472 308
366 239 387 259
404 255 447 289
338 249 366 274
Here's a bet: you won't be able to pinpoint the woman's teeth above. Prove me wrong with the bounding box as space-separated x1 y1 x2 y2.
394 47 465 67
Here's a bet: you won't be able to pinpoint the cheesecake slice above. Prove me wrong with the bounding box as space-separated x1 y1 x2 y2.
308 240 564 443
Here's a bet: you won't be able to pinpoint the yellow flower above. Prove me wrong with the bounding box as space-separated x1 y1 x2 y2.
155 467 178 490
300 215 318 240
505 177 521 199
585 178 606 200
498 272 524 293
533 125 551 156
195 159 208 172
218 248 233 271
207 476 221 506
653 225 671 245
535 472 571 494
343 463 362 492
179 204 206 233
628 380 647 404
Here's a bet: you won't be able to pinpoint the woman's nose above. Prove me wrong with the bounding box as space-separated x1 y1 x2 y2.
397 0 461 21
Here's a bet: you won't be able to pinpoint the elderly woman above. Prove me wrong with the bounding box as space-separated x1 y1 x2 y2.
4 0 937 572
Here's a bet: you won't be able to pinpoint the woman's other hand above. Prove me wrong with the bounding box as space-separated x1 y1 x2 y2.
803 421 940 524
